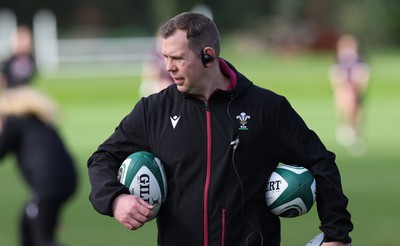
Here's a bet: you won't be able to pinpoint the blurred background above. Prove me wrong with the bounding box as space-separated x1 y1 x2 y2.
1 0 399 245
2 0 400 44
2 0 400 77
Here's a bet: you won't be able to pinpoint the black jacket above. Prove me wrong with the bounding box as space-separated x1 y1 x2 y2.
88 60 353 245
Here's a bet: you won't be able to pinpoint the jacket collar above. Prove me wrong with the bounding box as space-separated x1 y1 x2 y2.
219 59 253 96
219 58 237 90
178 58 253 100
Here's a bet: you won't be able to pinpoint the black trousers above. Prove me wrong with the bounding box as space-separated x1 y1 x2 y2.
20 195 69 246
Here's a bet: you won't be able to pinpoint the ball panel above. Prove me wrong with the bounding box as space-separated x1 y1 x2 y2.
118 158 132 186
128 165 163 218
154 157 168 199
304 179 316 209
277 164 309 174
266 172 288 206
270 197 308 217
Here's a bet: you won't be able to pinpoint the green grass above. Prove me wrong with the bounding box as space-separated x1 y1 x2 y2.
1 46 399 245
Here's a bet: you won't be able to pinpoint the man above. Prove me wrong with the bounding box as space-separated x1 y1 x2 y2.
88 12 353 245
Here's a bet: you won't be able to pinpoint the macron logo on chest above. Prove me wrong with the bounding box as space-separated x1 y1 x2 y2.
170 115 181 129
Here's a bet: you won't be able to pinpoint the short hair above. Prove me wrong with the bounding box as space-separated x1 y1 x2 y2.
159 12 220 56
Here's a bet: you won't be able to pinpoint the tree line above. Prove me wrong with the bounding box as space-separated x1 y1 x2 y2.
2 0 399 48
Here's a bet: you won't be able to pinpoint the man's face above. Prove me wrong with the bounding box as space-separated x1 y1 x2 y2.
161 29 204 95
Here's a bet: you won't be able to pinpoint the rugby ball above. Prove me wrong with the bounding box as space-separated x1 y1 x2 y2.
118 151 167 220
265 164 316 217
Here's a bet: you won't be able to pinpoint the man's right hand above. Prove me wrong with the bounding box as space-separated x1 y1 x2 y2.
112 194 154 230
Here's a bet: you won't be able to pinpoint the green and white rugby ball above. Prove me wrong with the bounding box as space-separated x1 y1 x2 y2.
118 151 167 220
265 164 316 218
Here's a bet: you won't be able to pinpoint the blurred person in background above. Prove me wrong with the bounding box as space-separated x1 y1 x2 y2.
139 33 174 97
0 26 77 246
329 34 370 156
88 12 353 245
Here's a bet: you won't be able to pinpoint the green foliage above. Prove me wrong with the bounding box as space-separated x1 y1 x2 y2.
4 1 400 45
1 45 399 245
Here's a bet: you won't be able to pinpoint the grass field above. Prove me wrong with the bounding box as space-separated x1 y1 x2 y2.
0 44 399 245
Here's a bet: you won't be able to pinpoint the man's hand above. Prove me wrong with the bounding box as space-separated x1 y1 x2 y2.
112 194 154 230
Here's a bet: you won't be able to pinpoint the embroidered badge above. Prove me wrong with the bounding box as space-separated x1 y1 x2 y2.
236 112 250 130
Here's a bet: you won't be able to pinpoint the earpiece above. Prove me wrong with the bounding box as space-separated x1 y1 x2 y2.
201 49 215 67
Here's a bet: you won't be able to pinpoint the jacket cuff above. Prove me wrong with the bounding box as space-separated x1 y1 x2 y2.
324 235 352 244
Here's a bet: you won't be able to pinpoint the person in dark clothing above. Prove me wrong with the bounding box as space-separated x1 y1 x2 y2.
0 26 77 246
88 12 353 246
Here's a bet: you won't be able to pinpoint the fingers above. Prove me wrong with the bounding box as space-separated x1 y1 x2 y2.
138 196 155 210
112 194 155 230
122 218 145 230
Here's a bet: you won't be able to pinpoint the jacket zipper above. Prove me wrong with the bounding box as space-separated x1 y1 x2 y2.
204 100 212 246
221 208 226 246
